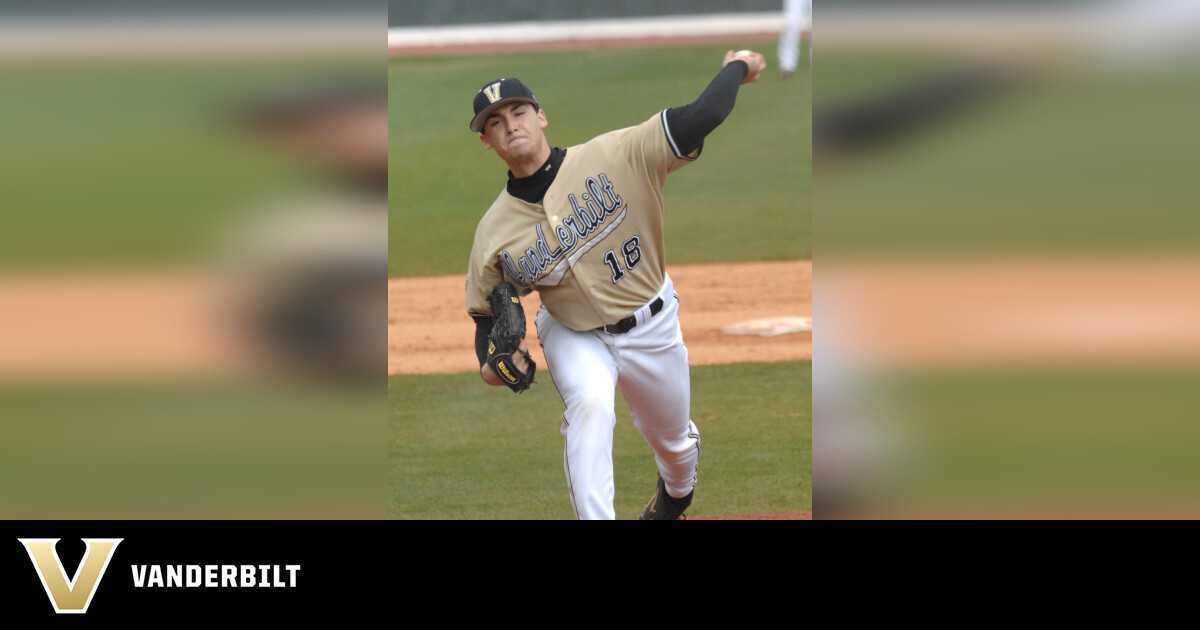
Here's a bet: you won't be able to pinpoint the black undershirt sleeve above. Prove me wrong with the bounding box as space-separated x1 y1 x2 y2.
664 60 749 157
472 314 494 367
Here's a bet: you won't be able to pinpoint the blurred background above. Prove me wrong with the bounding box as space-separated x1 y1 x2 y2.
6 0 1197 521
0 1 384 518
391 0 783 24
814 0 1200 518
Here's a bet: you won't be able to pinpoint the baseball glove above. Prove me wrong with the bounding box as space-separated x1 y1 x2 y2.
486 281 536 393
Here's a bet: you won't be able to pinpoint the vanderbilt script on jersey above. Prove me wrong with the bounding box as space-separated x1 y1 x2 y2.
467 111 697 331
498 172 624 288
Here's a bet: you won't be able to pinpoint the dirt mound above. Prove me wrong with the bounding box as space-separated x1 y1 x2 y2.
388 260 812 375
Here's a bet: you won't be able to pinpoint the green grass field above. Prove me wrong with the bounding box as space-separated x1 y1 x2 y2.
389 361 811 519
388 42 812 277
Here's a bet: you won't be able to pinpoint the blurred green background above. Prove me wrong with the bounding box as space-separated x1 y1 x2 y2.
0 52 385 518
811 12 1200 518
816 51 1200 257
0 380 382 519
0 60 338 268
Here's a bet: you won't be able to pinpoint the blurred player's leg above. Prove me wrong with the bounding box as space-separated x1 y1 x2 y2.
779 0 804 78
806 0 813 67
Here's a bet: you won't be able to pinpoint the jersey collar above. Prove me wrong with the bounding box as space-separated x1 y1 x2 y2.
506 146 566 204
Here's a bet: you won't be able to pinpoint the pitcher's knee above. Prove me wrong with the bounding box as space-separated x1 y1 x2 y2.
564 394 615 427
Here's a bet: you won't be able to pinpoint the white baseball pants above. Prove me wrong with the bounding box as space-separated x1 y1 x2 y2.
535 274 700 520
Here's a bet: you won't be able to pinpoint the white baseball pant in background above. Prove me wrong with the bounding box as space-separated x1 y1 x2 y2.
536 274 700 520
779 0 812 74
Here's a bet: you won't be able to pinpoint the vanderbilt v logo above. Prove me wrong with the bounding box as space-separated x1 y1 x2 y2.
18 538 123 614
483 81 502 103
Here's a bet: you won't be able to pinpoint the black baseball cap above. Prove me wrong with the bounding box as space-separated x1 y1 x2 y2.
470 78 539 133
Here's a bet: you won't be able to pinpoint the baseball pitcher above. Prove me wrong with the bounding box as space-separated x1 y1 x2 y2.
465 50 767 520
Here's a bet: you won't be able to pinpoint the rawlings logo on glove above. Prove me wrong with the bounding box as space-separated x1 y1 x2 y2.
486 281 536 393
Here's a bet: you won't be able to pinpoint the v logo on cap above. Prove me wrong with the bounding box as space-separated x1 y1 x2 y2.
483 82 502 103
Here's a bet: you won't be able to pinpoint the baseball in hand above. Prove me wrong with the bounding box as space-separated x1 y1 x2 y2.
727 50 765 84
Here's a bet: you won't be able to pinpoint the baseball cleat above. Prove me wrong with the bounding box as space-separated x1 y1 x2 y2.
638 476 693 520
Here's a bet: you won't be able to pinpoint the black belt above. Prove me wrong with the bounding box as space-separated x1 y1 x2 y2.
601 297 663 335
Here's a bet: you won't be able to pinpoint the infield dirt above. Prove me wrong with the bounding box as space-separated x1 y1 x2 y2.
388 259 812 375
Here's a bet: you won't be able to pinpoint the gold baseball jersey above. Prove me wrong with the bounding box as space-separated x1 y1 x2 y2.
467 110 698 331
